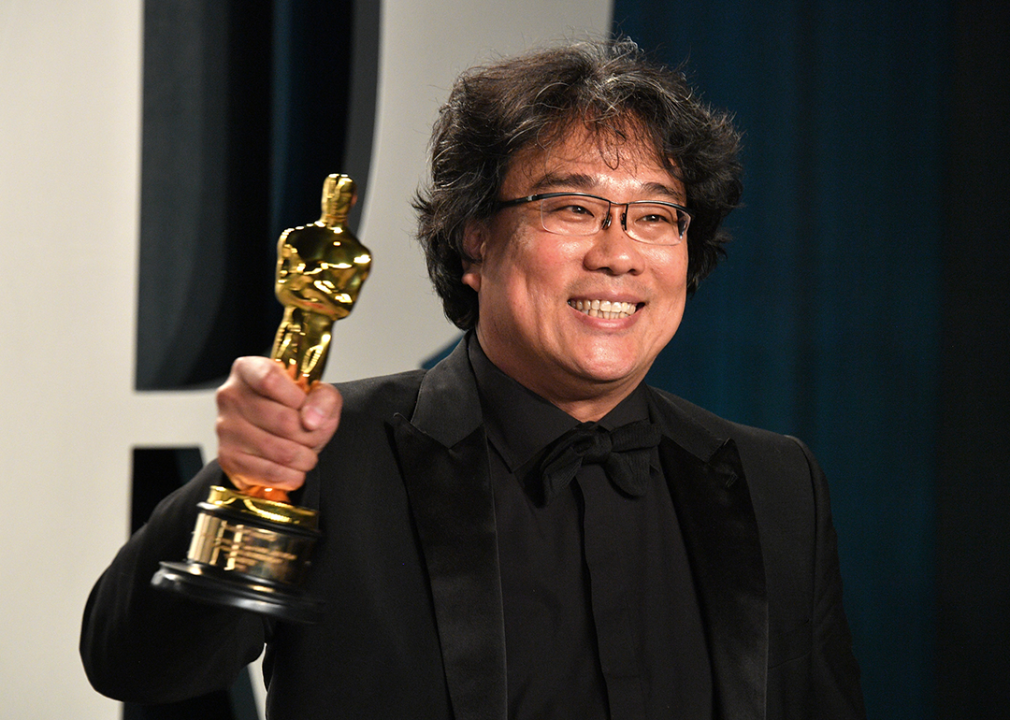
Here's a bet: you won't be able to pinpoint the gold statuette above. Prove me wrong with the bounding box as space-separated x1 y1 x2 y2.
272 173 371 387
152 175 371 623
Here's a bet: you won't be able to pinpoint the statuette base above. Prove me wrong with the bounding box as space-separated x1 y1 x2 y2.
151 485 324 624
152 561 324 624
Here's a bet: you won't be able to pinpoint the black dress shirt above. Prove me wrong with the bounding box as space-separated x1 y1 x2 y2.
468 339 713 720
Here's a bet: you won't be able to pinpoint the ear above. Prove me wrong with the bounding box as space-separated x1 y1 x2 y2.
461 220 486 293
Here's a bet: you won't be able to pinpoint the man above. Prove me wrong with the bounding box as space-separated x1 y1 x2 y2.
82 39 865 719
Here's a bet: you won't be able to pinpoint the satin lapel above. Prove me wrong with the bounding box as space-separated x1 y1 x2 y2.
650 393 768 720
391 340 507 720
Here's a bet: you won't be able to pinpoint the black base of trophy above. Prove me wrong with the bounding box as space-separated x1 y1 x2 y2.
151 485 325 624
153 561 324 624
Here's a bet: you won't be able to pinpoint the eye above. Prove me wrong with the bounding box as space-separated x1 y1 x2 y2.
542 198 597 219
533 194 613 236
631 204 677 226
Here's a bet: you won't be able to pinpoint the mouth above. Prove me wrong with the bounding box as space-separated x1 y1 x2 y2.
568 299 641 320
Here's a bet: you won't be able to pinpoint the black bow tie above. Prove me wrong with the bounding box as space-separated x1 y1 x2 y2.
532 419 662 505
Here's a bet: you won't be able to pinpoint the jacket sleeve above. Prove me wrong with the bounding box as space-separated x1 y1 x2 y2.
80 461 268 704
791 437 867 720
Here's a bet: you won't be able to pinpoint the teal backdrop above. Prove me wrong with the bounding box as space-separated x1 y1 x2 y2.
614 1 1010 719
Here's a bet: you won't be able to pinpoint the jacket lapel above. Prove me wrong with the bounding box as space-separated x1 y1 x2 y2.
650 392 768 720
391 340 507 720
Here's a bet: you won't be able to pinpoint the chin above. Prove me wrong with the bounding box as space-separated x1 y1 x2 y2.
572 358 644 386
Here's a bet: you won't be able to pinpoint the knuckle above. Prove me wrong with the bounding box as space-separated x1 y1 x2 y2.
259 463 305 490
256 367 280 395
261 434 307 469
215 414 233 436
273 443 300 468
215 383 236 411
217 451 238 477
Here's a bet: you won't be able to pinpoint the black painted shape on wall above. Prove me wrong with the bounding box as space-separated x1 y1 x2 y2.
136 0 378 390
130 447 204 533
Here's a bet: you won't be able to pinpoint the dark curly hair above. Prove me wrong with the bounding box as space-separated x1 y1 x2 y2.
414 38 743 330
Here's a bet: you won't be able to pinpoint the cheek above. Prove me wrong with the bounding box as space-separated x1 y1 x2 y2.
651 251 690 318
665 246 690 290
486 236 560 297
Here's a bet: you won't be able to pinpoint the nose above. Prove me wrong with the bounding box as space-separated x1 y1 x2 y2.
584 208 644 276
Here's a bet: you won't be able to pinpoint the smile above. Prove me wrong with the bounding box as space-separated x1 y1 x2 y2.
568 299 639 319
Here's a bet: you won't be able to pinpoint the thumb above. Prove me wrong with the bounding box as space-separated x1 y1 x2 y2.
300 382 342 433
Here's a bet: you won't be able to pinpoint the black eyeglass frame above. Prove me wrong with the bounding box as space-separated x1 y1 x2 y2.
496 191 693 244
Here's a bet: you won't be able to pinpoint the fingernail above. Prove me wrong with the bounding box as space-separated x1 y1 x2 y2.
303 405 326 430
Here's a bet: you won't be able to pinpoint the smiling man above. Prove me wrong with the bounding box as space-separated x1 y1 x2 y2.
83 39 865 720
461 125 692 421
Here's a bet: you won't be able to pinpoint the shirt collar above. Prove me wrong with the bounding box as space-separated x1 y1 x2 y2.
467 334 652 474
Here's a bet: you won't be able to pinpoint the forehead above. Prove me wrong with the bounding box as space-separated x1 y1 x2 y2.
503 121 681 194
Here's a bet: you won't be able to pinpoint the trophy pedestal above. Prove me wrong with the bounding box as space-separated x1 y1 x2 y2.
152 561 324 623
151 486 324 624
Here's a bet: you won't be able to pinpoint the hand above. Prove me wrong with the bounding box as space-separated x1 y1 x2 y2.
215 357 342 494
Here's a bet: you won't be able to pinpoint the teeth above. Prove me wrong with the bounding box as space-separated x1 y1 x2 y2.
568 299 638 319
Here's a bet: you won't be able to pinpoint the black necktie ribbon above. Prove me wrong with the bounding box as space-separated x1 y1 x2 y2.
534 419 662 505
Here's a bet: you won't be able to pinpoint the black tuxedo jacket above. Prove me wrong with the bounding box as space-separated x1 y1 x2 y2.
82 340 864 720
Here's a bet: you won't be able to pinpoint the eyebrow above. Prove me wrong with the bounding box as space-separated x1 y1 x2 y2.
529 172 686 203
529 172 596 192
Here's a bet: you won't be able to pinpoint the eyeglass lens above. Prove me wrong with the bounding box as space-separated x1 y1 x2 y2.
538 195 688 243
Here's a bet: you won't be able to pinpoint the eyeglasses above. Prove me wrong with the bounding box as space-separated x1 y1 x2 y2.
497 192 692 245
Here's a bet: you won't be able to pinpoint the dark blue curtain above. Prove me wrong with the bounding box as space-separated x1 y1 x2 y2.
614 2 1009 719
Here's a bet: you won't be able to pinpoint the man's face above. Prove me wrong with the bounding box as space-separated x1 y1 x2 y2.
462 126 690 420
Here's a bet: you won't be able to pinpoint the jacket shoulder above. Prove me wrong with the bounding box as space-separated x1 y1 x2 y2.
333 369 428 422
648 385 808 457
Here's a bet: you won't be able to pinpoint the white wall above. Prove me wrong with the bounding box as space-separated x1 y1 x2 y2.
0 0 610 717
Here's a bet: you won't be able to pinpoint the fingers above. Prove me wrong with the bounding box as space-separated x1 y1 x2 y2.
231 357 307 410
215 357 343 492
216 411 321 492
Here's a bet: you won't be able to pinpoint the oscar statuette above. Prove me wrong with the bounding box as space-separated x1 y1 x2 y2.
151 174 371 623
